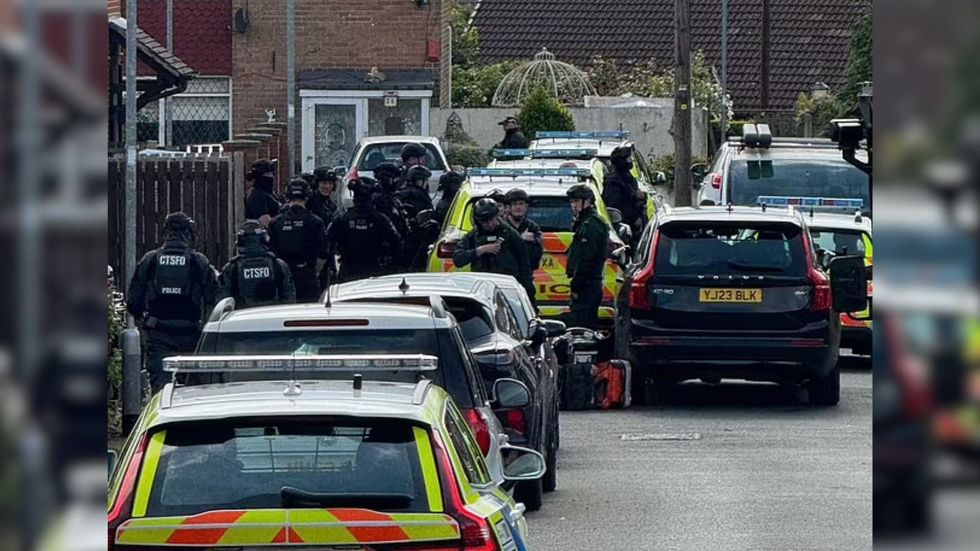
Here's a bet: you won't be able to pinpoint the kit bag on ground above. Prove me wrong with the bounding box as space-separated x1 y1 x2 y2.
559 327 600 410
594 359 631 409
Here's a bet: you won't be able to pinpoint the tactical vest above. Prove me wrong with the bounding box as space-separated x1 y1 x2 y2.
339 213 382 259
276 214 310 261
152 247 193 299
235 253 279 307
475 233 506 271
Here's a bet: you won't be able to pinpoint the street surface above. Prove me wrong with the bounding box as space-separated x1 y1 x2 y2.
526 356 872 551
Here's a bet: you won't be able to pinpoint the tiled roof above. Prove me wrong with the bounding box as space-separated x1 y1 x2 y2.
472 0 867 112
109 17 196 80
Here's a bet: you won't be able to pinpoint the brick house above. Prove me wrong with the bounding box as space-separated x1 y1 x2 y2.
125 0 449 171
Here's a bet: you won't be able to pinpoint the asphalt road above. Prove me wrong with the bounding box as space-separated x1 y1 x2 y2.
525 356 872 551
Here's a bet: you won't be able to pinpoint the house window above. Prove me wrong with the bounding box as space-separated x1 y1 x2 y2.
166 77 232 147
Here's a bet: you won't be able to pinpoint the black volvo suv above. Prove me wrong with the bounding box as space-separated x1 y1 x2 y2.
627 205 867 406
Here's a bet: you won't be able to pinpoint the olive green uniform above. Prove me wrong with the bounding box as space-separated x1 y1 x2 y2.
566 206 610 329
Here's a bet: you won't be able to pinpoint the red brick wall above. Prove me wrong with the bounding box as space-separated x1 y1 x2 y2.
137 0 232 75
231 0 447 134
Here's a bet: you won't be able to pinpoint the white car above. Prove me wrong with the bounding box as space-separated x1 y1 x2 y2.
337 135 450 208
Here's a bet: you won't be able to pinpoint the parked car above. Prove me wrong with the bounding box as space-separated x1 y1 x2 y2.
692 124 870 211
195 301 517 487
337 135 450 207
109 356 543 550
329 273 562 510
626 205 868 406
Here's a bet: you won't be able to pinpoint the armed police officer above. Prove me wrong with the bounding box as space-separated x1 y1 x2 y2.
218 220 296 308
601 145 646 238
269 178 329 302
397 165 437 270
453 198 535 301
307 168 339 225
126 212 218 393
565 184 610 329
244 159 283 226
494 116 529 149
399 142 428 173
372 161 411 272
328 178 403 283
435 171 464 226
503 188 544 272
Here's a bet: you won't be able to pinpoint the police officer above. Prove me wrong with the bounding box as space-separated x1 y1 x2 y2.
504 188 544 272
218 220 296 308
565 184 610 329
269 178 329 302
126 212 218 393
397 165 435 220
601 146 646 236
372 161 411 272
435 171 464 226
453 198 535 301
307 168 339 225
244 159 283 226
328 177 403 283
399 142 428 172
495 116 530 149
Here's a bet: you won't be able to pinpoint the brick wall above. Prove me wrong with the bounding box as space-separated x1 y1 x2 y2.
232 0 446 134
138 0 232 75
108 0 122 17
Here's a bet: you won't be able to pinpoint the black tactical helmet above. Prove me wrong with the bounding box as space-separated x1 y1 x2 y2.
163 212 194 233
373 162 401 180
566 183 595 201
299 172 316 186
406 165 432 183
313 167 338 183
505 188 529 204
610 145 632 166
248 158 277 180
438 171 464 191
286 178 311 200
400 142 428 162
236 219 268 246
350 177 378 203
472 198 499 222
486 189 507 204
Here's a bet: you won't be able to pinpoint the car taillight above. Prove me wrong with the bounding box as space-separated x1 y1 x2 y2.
502 408 527 435
808 266 831 311
629 231 659 310
461 408 492 456
432 432 499 551
437 240 458 258
710 172 723 189
108 434 149 551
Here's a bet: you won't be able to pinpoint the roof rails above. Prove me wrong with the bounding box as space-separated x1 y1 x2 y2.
163 354 439 376
412 379 433 405
741 123 773 148
468 167 592 179
535 131 629 140
492 148 599 160
207 297 236 323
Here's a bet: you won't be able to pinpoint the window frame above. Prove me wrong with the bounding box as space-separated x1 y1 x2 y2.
157 76 233 148
442 402 493 488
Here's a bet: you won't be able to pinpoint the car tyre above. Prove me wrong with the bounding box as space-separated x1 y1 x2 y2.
646 379 678 405
807 362 840 406
543 435 557 493
515 478 544 512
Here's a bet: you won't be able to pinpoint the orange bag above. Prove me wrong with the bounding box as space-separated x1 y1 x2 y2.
593 360 631 409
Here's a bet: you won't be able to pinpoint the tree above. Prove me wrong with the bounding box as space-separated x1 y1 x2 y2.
452 61 520 107
837 3 871 117
796 91 840 137
450 0 480 69
517 87 575 139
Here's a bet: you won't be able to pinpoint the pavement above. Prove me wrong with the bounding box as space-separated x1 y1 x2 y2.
524 355 872 551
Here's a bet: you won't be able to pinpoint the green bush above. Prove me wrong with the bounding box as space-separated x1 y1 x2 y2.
452 61 521 107
796 92 839 137
517 87 575 139
108 281 124 389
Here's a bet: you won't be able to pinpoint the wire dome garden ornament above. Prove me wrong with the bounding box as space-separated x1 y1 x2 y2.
492 48 597 107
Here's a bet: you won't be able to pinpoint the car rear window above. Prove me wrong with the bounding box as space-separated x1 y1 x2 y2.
729 158 870 209
141 418 431 517
465 196 574 233
198 329 476 407
809 228 868 256
654 222 808 277
357 143 446 171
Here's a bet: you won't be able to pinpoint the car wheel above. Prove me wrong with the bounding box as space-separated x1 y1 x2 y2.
515 478 544 512
543 436 558 493
807 362 841 406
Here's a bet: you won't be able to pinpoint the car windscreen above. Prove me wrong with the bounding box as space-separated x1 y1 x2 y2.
729 158 870 209
200 329 474 407
527 197 575 232
140 418 431 517
809 228 868 257
357 143 446 172
654 222 808 277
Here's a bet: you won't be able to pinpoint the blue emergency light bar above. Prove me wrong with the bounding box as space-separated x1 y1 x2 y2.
162 354 439 373
756 196 865 209
535 131 630 140
469 167 592 178
492 148 599 159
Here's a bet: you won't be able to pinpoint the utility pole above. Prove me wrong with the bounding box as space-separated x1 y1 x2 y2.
126 0 138 291
286 0 296 174
673 0 693 207
164 0 173 145
720 0 729 139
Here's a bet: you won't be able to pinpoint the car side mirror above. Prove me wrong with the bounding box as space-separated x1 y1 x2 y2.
829 255 868 313
541 319 566 338
500 444 546 481
691 163 709 181
610 245 630 270
816 248 834 272
606 207 624 225
492 378 531 409
616 223 633 243
333 164 348 177
108 449 119 476
654 171 668 185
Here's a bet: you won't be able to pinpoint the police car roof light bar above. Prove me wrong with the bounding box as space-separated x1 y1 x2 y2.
492 148 599 160
535 131 629 139
756 196 864 209
469 167 592 179
162 354 439 374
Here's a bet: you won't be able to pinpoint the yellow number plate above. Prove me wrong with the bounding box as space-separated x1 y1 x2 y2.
699 288 763 303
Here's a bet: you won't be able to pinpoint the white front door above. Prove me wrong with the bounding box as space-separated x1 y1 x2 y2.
301 91 432 172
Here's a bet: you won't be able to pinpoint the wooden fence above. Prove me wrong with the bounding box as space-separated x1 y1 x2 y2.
108 152 246 278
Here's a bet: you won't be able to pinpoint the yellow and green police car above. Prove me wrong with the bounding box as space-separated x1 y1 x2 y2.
108 354 544 551
427 167 627 326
